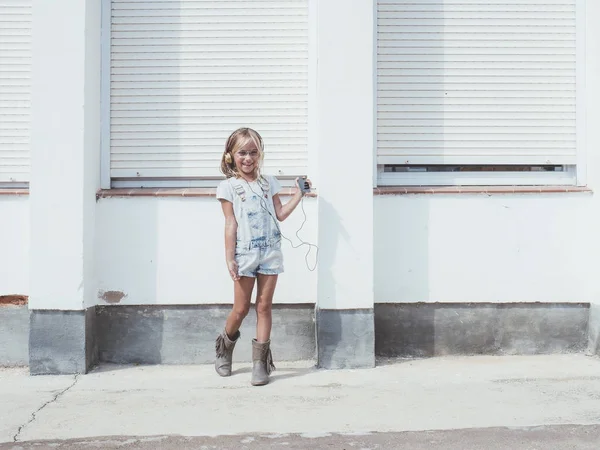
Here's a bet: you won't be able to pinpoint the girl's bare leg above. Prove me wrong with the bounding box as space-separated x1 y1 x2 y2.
255 274 278 342
225 276 255 337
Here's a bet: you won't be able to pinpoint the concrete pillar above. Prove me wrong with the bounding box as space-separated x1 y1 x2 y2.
315 0 375 368
29 0 101 374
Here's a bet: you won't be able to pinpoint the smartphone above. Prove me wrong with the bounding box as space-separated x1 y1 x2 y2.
298 176 310 194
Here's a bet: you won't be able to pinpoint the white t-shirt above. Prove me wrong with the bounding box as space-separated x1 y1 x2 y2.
216 175 282 246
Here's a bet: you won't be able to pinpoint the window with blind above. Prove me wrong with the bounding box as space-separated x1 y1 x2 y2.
105 0 310 188
376 0 582 186
0 0 31 186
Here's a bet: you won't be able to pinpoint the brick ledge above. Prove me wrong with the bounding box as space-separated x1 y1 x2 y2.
2 187 591 197
0 295 28 306
374 186 593 195
0 189 29 196
97 188 317 198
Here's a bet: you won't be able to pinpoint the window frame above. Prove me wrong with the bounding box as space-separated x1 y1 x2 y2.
0 182 28 189
374 0 587 188
377 165 577 187
0 1 32 187
99 0 318 190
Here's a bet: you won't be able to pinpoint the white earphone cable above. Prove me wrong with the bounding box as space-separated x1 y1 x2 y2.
244 178 319 271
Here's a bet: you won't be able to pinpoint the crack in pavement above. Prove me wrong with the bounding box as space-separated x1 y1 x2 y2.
13 374 80 443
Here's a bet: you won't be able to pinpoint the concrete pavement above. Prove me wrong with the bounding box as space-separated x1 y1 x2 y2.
2 355 600 447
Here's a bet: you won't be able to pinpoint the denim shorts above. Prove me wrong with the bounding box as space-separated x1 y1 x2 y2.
235 236 284 278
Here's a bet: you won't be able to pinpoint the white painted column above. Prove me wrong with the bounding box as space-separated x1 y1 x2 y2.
585 0 600 356
28 0 101 374
315 0 375 368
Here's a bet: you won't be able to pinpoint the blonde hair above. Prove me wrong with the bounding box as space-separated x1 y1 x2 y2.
220 127 264 179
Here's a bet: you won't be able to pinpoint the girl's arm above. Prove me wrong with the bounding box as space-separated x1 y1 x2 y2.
220 200 240 281
272 177 312 222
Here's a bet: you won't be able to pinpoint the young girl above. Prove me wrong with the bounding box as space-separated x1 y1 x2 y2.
215 127 311 386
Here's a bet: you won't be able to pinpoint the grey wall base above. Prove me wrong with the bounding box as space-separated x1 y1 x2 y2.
29 308 98 375
5 303 598 372
316 308 375 369
588 303 600 356
375 303 589 357
0 305 29 366
96 304 316 364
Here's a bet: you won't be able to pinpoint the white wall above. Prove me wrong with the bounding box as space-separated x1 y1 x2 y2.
95 0 599 309
374 0 600 306
315 0 374 310
95 196 318 306
19 0 599 310
29 0 101 310
83 0 102 309
584 0 600 305
375 193 595 304
0 197 29 295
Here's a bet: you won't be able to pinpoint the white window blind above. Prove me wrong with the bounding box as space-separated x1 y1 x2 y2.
377 0 577 166
109 0 309 181
0 0 31 183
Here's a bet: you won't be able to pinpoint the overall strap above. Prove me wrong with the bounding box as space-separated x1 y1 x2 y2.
229 178 246 202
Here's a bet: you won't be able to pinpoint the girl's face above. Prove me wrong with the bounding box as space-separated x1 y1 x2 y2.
233 138 261 177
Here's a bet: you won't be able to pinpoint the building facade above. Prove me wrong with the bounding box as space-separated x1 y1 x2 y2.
1 0 599 374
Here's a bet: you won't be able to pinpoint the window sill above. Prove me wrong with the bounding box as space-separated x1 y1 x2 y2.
3 186 591 198
0 189 29 196
374 186 593 195
96 188 317 199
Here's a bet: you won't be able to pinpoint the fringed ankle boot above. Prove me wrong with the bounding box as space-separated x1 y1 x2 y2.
251 339 275 386
214 330 240 377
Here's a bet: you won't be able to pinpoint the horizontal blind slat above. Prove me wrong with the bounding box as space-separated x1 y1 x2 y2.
110 0 309 179
377 1 577 166
0 0 31 182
